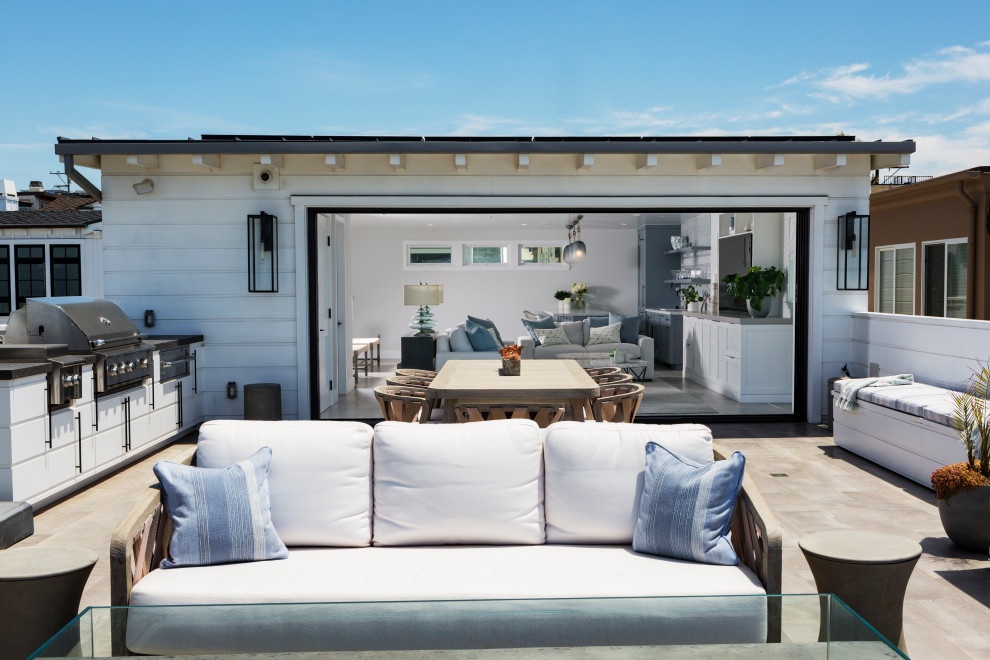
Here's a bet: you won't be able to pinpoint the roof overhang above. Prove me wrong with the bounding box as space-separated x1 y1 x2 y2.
55 135 916 157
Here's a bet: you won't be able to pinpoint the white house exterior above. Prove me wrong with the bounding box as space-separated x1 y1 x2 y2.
54 135 915 423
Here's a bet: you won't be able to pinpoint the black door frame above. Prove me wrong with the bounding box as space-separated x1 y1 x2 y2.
305 206 812 422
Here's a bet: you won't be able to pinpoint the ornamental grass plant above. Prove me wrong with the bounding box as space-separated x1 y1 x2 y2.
931 358 990 499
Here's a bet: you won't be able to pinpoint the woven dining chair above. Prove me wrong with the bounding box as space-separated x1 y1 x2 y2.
394 368 438 380
591 383 645 423
585 366 622 377
386 375 434 388
454 403 566 428
592 372 633 385
374 385 434 423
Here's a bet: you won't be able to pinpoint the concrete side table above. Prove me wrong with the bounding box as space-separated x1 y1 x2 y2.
799 530 921 655
0 546 98 660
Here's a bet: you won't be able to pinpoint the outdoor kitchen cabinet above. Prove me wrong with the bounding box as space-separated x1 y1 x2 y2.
148 341 204 441
91 385 150 467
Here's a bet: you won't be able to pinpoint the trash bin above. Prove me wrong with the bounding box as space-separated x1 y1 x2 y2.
244 383 282 420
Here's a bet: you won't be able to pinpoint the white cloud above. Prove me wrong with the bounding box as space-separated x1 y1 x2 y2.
799 43 990 102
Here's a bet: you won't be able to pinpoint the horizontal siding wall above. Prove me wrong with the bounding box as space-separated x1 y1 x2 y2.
100 178 299 419
850 313 990 388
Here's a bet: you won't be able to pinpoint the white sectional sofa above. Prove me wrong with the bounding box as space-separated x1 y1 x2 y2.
832 381 968 487
112 419 781 655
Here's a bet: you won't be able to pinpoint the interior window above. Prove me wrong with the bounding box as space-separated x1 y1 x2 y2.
408 246 452 265
519 246 562 264
464 245 507 265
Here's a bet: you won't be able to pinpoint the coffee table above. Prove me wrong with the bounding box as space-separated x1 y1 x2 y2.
30 595 905 658
428 359 599 422
557 352 650 382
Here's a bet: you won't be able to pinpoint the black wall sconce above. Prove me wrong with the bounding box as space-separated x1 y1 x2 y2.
227 382 237 399
144 309 155 327
248 211 278 292
837 211 869 290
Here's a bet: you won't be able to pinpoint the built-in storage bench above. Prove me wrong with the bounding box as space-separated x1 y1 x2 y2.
831 381 968 488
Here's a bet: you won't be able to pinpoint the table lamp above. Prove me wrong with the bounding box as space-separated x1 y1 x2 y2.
404 283 443 335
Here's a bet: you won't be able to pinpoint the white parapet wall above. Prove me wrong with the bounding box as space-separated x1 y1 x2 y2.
849 312 990 388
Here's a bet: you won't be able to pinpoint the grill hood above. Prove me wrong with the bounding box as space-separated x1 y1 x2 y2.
4 297 143 351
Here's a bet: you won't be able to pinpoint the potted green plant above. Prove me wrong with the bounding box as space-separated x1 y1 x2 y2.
678 285 703 312
931 359 990 552
554 289 572 311
721 266 785 318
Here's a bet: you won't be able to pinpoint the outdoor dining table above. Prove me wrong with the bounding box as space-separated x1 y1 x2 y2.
427 359 599 423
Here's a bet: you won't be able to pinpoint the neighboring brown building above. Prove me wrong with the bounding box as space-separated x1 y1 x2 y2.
869 167 990 320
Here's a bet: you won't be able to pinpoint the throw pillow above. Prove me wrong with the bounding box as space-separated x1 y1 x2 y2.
533 326 572 347
465 320 501 351
521 315 556 346
587 321 622 346
448 325 474 352
587 316 610 328
467 316 506 347
557 320 586 346
153 447 288 568
609 313 641 344
632 443 745 566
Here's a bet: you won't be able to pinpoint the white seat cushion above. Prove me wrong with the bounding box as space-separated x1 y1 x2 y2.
195 420 374 547
127 545 766 654
372 420 545 545
543 422 714 544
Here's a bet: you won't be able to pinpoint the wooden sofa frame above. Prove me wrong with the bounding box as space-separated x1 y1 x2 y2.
110 442 782 645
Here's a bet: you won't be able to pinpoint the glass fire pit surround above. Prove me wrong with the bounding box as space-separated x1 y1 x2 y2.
32 595 906 659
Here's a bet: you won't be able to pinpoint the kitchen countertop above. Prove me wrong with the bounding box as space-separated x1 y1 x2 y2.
644 308 686 315
145 335 205 350
0 361 52 380
681 311 793 325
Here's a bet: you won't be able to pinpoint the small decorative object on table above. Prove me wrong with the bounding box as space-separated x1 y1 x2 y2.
499 344 523 376
554 289 571 311
609 348 628 364
931 357 990 551
571 282 588 309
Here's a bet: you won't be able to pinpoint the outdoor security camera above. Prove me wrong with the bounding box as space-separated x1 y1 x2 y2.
258 170 273 184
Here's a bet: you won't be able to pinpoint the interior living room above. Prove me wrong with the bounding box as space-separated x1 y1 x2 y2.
332 209 798 421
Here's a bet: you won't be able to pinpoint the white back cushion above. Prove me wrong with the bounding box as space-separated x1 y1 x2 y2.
543 421 713 544
372 420 545 546
196 420 374 547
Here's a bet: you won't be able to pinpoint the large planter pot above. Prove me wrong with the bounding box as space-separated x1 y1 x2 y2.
937 485 990 552
745 297 772 318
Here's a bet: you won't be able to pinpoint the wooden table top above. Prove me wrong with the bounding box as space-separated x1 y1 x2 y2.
352 337 381 346
428 359 599 399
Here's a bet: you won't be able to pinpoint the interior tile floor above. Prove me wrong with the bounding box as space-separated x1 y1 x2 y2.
12 420 990 658
321 360 791 420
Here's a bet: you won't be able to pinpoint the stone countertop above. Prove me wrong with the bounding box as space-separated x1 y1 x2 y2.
644 308 686 315
145 335 205 351
0 361 52 380
681 311 793 325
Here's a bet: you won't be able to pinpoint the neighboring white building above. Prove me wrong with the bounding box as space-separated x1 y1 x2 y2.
1 180 17 211
0 209 103 320
53 135 915 423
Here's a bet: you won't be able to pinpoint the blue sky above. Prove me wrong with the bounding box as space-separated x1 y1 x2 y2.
2 1 988 189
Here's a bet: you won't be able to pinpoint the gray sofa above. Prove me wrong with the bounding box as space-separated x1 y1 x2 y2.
517 318 654 380
434 324 502 369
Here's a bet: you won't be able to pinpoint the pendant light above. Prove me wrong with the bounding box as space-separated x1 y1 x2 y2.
563 215 586 264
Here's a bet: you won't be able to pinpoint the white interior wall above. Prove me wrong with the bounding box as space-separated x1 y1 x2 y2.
349 224 639 358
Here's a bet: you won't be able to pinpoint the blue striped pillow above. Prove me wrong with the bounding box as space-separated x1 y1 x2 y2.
154 447 288 568
632 442 744 565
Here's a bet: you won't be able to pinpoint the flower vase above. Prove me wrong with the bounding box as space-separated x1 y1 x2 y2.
573 297 586 309
562 299 572 311
502 358 521 376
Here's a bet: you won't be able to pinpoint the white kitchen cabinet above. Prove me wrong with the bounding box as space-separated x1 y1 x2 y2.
683 315 792 403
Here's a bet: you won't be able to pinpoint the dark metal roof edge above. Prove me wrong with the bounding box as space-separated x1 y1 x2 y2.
55 135 916 156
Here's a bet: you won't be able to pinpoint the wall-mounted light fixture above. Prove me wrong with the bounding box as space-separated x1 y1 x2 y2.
227 382 237 399
132 178 154 194
144 309 155 327
837 211 869 290
247 212 278 292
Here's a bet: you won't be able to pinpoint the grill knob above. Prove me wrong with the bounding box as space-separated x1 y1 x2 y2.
139 358 149 369
62 373 74 386
127 362 135 373
109 365 119 376
71 374 81 383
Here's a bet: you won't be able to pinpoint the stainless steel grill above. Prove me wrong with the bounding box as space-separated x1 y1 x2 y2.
4 297 153 396
0 343 86 407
